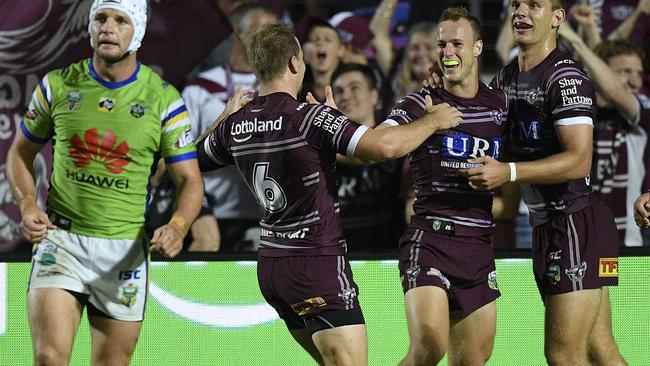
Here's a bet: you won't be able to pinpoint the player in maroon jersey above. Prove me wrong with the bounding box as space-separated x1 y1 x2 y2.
387 8 508 366
196 24 461 366
460 1 626 364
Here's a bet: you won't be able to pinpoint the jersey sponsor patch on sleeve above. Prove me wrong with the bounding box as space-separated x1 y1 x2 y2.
175 129 194 148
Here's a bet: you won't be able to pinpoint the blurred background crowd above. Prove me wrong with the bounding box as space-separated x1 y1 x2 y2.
1 0 649 255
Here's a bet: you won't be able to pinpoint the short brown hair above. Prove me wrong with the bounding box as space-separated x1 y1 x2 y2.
438 7 482 42
247 24 301 83
594 40 646 65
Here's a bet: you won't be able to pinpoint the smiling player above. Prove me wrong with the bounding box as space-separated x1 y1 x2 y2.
385 8 509 366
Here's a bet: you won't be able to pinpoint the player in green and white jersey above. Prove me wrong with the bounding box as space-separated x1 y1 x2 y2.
6 1 204 365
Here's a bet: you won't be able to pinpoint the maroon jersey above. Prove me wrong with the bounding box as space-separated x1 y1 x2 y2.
386 84 509 237
492 49 596 226
198 92 369 257
593 94 650 242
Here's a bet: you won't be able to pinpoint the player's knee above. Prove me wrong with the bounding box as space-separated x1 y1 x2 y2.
318 345 354 366
33 344 69 366
545 346 587 366
409 341 446 366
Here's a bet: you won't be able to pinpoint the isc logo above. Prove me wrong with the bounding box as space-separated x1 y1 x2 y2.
118 270 142 280
440 134 502 159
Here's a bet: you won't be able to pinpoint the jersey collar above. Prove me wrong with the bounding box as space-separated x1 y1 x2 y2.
88 58 141 89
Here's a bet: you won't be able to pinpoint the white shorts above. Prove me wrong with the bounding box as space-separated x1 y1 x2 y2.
28 229 149 321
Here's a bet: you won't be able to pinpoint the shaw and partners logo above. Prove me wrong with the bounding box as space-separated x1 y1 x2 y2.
66 128 131 189
231 116 283 143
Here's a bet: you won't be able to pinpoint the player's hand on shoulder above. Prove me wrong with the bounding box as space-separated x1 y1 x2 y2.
423 96 462 130
307 86 338 109
223 86 256 117
460 156 509 191
150 223 185 258
423 65 443 89
20 205 56 243
633 192 650 228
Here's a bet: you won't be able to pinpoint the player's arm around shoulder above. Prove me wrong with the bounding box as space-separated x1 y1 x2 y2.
354 94 462 161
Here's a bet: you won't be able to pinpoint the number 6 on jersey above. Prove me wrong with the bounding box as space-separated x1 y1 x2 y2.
253 162 287 213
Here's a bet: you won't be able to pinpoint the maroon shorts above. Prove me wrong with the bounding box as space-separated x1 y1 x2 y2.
257 255 362 329
398 228 500 319
533 202 619 299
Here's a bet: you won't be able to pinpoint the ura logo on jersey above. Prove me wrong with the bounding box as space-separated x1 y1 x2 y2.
68 128 131 174
440 133 503 159
98 97 116 113
65 91 82 111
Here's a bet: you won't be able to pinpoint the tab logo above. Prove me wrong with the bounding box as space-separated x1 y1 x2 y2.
599 258 619 277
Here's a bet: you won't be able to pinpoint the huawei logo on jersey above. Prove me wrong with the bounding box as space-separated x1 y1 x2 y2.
68 128 130 174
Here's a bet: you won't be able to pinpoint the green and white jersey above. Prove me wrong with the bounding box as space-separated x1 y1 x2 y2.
21 59 196 239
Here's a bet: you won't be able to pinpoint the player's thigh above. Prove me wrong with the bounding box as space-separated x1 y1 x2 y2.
545 288 602 348
289 328 324 365
311 324 368 366
28 288 84 361
403 286 450 346
588 288 626 365
448 300 496 363
89 314 142 366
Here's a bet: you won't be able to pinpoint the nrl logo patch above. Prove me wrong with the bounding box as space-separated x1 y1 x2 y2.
432 220 441 231
65 91 82 111
120 283 139 307
565 261 587 282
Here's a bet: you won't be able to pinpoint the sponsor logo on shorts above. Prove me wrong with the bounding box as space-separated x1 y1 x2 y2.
65 91 82 111
599 258 619 277
405 266 421 280
338 288 357 302
38 244 58 266
548 250 562 261
545 264 561 285
291 297 327 316
488 270 499 290
120 283 139 307
98 97 116 113
565 261 587 282
426 267 450 290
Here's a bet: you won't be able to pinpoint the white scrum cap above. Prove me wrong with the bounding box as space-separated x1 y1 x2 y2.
88 0 148 54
